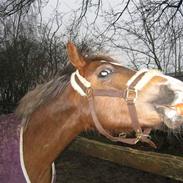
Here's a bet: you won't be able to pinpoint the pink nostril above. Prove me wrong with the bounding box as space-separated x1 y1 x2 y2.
173 103 183 115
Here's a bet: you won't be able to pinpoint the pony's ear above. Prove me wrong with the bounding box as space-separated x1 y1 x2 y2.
66 42 86 69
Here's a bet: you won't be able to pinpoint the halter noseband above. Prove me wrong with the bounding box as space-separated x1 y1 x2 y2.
71 68 157 148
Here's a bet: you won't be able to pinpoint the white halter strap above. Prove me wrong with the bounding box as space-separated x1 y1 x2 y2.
127 69 163 90
70 68 164 96
70 70 91 96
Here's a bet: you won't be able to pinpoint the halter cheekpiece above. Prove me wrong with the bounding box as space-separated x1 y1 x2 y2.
70 66 157 148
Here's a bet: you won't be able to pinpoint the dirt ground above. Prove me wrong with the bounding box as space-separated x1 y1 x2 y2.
55 150 182 183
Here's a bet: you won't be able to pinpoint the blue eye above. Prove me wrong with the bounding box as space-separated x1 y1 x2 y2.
98 69 112 78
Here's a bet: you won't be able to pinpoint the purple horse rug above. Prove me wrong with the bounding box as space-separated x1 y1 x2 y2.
0 113 55 183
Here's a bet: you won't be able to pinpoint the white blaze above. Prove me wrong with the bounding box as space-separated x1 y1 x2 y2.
165 76 183 105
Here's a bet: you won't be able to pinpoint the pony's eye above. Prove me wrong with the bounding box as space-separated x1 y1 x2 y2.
98 69 113 78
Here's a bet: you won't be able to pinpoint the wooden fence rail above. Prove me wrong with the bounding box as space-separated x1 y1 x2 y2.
68 137 183 182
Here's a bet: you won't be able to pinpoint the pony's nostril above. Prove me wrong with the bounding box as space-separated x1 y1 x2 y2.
151 85 175 106
155 105 183 129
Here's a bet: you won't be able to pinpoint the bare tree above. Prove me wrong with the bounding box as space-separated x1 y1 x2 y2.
1 0 183 114
0 1 105 114
0 0 43 17
83 0 183 73
68 0 183 73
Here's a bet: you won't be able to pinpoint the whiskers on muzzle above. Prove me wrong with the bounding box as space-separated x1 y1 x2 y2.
159 123 183 140
152 125 183 152
155 104 183 130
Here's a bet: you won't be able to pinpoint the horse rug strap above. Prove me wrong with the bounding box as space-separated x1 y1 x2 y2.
72 70 157 148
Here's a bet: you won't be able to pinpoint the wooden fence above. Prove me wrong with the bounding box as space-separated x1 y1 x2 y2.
68 136 183 182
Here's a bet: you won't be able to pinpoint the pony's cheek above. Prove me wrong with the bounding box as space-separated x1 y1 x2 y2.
94 97 130 124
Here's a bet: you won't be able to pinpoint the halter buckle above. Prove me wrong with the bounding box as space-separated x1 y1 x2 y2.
125 88 138 103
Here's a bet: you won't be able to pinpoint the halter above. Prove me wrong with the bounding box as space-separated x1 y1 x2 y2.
71 67 157 148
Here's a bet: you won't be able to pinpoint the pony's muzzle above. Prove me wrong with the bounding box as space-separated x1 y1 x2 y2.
155 104 183 129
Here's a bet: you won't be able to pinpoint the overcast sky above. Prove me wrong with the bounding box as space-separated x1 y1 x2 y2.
41 0 129 64
43 0 120 17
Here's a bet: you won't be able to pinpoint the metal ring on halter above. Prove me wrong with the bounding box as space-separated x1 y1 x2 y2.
118 132 127 138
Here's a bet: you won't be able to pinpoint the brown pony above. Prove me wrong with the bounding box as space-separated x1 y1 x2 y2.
13 42 183 182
